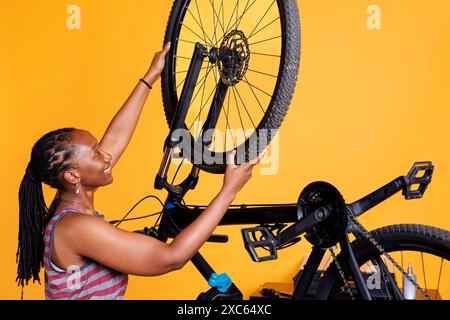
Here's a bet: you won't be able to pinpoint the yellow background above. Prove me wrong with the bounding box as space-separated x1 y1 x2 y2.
1 0 449 299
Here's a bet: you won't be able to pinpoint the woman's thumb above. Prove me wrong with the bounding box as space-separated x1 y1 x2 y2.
163 42 171 52
226 150 238 168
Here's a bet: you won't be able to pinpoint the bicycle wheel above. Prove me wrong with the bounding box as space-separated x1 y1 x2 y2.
319 224 450 300
161 0 301 173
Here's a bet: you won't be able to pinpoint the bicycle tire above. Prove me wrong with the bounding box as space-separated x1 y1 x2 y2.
318 224 450 300
161 0 301 174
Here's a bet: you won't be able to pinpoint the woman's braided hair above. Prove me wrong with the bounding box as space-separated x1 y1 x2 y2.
17 127 78 287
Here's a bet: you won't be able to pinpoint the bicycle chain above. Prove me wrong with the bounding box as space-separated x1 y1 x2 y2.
346 211 432 300
329 247 355 300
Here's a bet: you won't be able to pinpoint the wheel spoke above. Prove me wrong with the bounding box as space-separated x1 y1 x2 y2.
220 87 234 146
235 0 240 31
248 17 280 40
210 66 233 151
186 6 214 46
214 0 257 47
221 0 225 43
209 67 220 142
179 64 214 125
194 0 209 44
179 38 199 45
225 88 236 150
401 251 404 270
176 66 209 74
212 0 218 46
421 252 428 292
178 64 211 90
188 75 220 131
251 51 281 58
187 65 214 108
181 22 211 46
235 0 255 33
243 75 266 114
224 88 229 150
246 68 277 78
247 0 276 39
233 84 257 129
176 77 186 90
208 0 225 35
435 258 443 300
188 84 217 131
241 78 273 97
223 0 240 40
175 55 193 60
231 86 247 140
249 35 282 46
195 63 212 138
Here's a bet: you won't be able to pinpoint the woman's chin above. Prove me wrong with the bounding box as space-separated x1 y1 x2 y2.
104 174 113 185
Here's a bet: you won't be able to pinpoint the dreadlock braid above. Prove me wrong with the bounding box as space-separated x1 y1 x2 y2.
17 127 78 288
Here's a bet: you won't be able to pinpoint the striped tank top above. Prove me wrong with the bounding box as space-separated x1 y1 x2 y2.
43 209 128 300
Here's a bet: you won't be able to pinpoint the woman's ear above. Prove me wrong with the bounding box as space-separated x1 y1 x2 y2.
63 169 80 186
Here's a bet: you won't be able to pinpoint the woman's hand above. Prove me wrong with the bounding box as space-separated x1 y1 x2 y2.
221 150 264 197
143 42 171 86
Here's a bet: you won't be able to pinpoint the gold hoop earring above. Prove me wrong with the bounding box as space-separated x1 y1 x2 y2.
75 184 80 194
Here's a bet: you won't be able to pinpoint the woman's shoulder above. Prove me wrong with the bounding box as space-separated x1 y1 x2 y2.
55 210 112 237
52 210 111 253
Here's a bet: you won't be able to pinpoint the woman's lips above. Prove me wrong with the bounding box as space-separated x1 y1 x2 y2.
104 164 112 175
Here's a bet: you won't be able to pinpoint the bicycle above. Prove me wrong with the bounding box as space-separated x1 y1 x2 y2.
127 0 450 300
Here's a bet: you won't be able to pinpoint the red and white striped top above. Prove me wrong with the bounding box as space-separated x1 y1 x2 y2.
43 209 128 300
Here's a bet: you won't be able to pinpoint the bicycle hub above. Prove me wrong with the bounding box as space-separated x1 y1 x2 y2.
208 30 250 86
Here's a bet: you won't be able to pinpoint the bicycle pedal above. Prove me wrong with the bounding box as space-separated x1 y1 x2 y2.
241 226 278 262
403 161 434 199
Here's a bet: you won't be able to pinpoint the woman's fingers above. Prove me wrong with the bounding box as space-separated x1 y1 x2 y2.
226 150 238 169
157 42 171 58
162 42 171 53
241 151 265 168
226 149 265 168
248 151 265 165
146 42 172 81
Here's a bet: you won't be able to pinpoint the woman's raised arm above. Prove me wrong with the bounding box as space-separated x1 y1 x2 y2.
99 42 171 168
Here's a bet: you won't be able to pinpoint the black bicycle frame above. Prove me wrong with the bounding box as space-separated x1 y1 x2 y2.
146 42 434 300
154 172 428 299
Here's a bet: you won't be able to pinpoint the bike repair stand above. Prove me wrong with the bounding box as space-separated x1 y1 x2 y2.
153 42 242 299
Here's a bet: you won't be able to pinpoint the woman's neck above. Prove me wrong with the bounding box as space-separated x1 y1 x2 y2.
57 189 97 216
